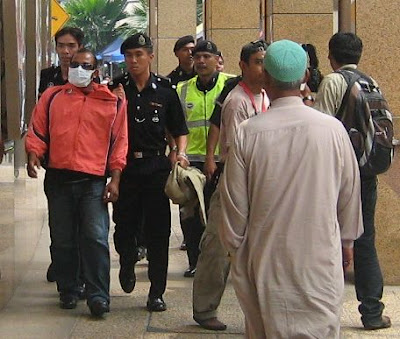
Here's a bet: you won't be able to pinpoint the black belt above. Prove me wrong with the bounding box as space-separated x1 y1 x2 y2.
131 150 165 159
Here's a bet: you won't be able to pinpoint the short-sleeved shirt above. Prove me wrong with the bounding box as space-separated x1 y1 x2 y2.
313 64 357 116
167 65 196 86
209 76 242 127
38 66 66 96
109 72 188 166
220 83 269 161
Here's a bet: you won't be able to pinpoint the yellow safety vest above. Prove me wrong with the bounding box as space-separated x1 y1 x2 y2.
177 73 233 161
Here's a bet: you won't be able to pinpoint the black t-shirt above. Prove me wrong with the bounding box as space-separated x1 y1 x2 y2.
38 66 66 96
209 75 242 127
109 72 188 170
167 65 196 86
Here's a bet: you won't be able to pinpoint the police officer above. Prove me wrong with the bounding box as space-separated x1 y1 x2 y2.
167 35 196 86
109 33 189 312
38 27 84 97
176 40 234 278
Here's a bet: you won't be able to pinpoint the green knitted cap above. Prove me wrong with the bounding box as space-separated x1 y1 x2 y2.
264 40 307 82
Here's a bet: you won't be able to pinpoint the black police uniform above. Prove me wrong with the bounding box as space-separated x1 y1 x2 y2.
110 72 188 299
38 66 67 96
167 65 196 86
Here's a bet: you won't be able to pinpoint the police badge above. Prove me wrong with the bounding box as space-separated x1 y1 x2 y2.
138 34 146 46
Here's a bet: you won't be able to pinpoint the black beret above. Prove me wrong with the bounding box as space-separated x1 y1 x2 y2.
174 35 195 52
193 40 218 55
120 33 153 54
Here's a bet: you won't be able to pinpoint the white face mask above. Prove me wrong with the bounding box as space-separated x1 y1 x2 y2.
68 66 95 87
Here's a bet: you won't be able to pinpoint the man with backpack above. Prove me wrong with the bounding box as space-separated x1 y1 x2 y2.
304 32 392 330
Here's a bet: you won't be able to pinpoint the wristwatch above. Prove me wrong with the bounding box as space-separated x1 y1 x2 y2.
170 145 178 152
302 95 315 103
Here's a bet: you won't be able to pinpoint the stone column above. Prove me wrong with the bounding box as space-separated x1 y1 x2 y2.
149 0 197 76
205 0 262 75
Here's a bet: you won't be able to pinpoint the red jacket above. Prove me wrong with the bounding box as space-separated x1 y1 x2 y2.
26 83 128 176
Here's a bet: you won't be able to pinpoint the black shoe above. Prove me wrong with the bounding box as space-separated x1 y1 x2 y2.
193 316 227 331
89 299 110 317
59 294 78 309
136 246 147 261
184 266 196 278
77 285 86 300
146 296 167 312
119 264 136 293
363 315 391 330
46 263 56 282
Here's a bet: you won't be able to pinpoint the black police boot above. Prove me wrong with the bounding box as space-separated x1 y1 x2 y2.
119 258 136 293
89 299 110 317
59 293 78 309
146 296 167 312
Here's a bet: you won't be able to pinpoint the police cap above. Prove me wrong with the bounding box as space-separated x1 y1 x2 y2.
193 40 218 56
174 35 195 52
120 33 153 54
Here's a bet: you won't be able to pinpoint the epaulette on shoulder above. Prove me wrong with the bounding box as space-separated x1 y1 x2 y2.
154 74 172 88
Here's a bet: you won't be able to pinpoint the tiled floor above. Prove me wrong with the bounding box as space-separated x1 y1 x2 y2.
0 179 398 338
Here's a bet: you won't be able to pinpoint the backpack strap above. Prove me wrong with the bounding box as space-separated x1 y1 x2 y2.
335 69 362 121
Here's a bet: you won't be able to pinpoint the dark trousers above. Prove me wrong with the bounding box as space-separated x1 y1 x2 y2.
181 161 222 269
113 166 171 298
44 176 110 305
354 176 385 324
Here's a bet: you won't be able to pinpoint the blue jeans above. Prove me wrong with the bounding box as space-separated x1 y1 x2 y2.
44 175 110 305
354 176 385 324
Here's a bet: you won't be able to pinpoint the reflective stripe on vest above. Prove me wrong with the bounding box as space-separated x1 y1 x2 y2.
177 73 233 158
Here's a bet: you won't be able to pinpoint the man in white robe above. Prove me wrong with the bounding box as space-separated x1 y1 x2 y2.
219 39 364 338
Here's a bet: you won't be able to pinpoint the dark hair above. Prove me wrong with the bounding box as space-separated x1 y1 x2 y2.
55 26 84 46
74 47 98 68
302 43 323 92
329 32 363 65
240 40 269 64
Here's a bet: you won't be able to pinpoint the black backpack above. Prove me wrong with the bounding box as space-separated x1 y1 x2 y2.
335 68 394 177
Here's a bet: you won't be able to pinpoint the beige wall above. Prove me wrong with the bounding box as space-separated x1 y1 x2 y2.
266 0 334 78
151 0 196 76
205 0 262 75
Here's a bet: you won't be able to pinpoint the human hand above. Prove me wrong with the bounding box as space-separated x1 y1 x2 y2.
177 153 190 169
103 179 119 203
112 83 126 101
27 152 41 178
203 157 217 181
342 246 353 273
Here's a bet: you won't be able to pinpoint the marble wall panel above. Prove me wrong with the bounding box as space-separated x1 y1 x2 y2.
272 14 334 76
272 0 333 14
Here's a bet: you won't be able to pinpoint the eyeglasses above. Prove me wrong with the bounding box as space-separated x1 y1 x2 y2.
70 62 95 70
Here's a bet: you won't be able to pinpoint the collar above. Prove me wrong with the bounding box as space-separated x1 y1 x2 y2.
338 64 357 70
176 65 195 77
127 72 159 92
196 72 220 92
270 96 303 109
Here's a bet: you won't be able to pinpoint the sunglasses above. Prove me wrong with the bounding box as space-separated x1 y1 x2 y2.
70 62 95 70
251 40 269 51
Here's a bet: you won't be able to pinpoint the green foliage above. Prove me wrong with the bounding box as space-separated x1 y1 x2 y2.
118 0 148 37
64 0 129 53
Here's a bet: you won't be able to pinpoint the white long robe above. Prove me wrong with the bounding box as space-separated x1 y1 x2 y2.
219 96 363 339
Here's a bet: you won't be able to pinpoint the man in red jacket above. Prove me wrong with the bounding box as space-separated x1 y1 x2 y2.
26 48 128 317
